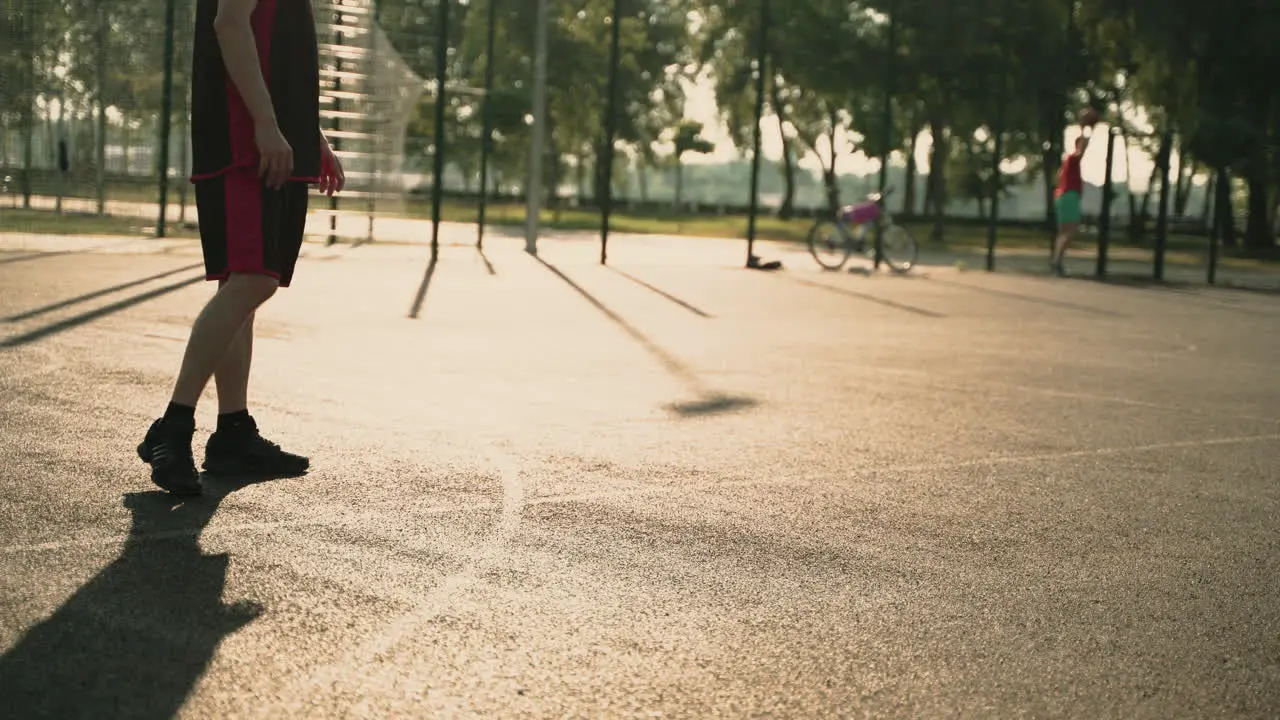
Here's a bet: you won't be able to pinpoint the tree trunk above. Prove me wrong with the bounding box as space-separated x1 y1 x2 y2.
95 4 108 214
575 155 586 203
638 162 649 203
674 156 683 214
822 167 838 215
178 109 189 222
1270 192 1280 240
1041 142 1058 234
1132 144 1165 243
823 112 841 215
770 78 795 220
546 119 561 219
1200 172 1214 229
903 117 921 216
1216 169 1236 248
1243 161 1272 251
1174 155 1196 217
1040 93 1064 236
20 0 35 208
922 161 934 218
122 122 131 176
928 117 947 242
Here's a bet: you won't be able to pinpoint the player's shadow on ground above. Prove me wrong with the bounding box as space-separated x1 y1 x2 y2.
530 254 756 418
0 477 268 720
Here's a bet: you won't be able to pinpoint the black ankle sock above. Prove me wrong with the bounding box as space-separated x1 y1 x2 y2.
163 402 196 425
217 409 252 431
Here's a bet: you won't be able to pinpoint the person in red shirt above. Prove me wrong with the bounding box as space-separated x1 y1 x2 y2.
1051 118 1095 276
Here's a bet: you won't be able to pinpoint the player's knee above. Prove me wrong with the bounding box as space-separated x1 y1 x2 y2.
224 273 280 305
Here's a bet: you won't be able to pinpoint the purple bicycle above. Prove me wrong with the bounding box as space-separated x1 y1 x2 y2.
806 188 919 273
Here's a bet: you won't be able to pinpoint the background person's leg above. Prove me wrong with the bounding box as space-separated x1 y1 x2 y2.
1054 224 1077 261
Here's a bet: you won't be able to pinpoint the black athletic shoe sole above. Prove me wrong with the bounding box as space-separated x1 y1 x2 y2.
138 441 203 497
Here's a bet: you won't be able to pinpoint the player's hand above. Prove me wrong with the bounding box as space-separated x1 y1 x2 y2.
255 120 293 190
319 136 346 197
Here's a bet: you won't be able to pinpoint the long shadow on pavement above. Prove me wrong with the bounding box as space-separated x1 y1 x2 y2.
0 476 268 719
408 256 439 319
0 239 150 267
785 275 945 318
530 254 755 418
924 275 1123 317
478 248 496 276
5 263 206 323
607 266 712 318
0 251 74 266
0 274 206 348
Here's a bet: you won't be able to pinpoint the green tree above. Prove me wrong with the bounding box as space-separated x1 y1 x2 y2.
671 119 714 210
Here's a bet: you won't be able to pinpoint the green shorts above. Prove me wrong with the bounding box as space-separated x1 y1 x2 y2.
1055 191 1082 226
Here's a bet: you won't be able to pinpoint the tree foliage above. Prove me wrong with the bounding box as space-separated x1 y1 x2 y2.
5 0 1277 247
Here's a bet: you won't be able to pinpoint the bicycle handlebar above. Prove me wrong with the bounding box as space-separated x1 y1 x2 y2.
866 185 896 203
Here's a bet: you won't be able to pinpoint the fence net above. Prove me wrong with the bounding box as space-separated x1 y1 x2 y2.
2 0 1277 286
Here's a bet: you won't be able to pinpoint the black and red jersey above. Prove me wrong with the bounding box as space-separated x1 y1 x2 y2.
190 0 321 182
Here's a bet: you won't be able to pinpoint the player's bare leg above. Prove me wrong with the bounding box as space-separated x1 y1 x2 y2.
214 307 255 415
138 275 278 496
172 276 277 407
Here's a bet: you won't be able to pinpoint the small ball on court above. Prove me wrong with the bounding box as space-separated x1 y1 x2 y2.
955 260 967 271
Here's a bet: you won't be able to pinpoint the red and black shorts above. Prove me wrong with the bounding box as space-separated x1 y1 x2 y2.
194 167 310 288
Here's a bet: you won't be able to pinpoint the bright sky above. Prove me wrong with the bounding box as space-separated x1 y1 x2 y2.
680 73 1182 193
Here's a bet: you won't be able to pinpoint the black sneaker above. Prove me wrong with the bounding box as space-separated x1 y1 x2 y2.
202 416 310 478
137 418 202 496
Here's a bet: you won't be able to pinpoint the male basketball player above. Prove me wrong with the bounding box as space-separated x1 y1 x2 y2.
138 0 345 495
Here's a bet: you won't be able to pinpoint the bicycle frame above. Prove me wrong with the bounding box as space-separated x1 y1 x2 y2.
836 192 893 253
808 185 916 273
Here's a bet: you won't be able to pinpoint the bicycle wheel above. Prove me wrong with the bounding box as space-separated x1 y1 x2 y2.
807 220 851 271
880 223 919 273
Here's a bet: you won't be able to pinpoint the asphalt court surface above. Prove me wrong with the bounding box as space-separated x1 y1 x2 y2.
0 232 1278 718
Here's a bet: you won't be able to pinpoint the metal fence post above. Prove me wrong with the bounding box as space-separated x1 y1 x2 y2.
1096 127 1116 278
876 0 897 271
430 0 451 260
476 0 498 249
985 0 1007 273
96 3 108 215
599 0 622 265
21 0 35 209
745 0 769 267
1207 168 1224 285
1153 128 1173 281
156 0 177 238
525 0 548 255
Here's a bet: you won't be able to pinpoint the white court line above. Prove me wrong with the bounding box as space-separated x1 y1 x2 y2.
3 432 1277 558
830 362 1280 426
257 444 525 714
